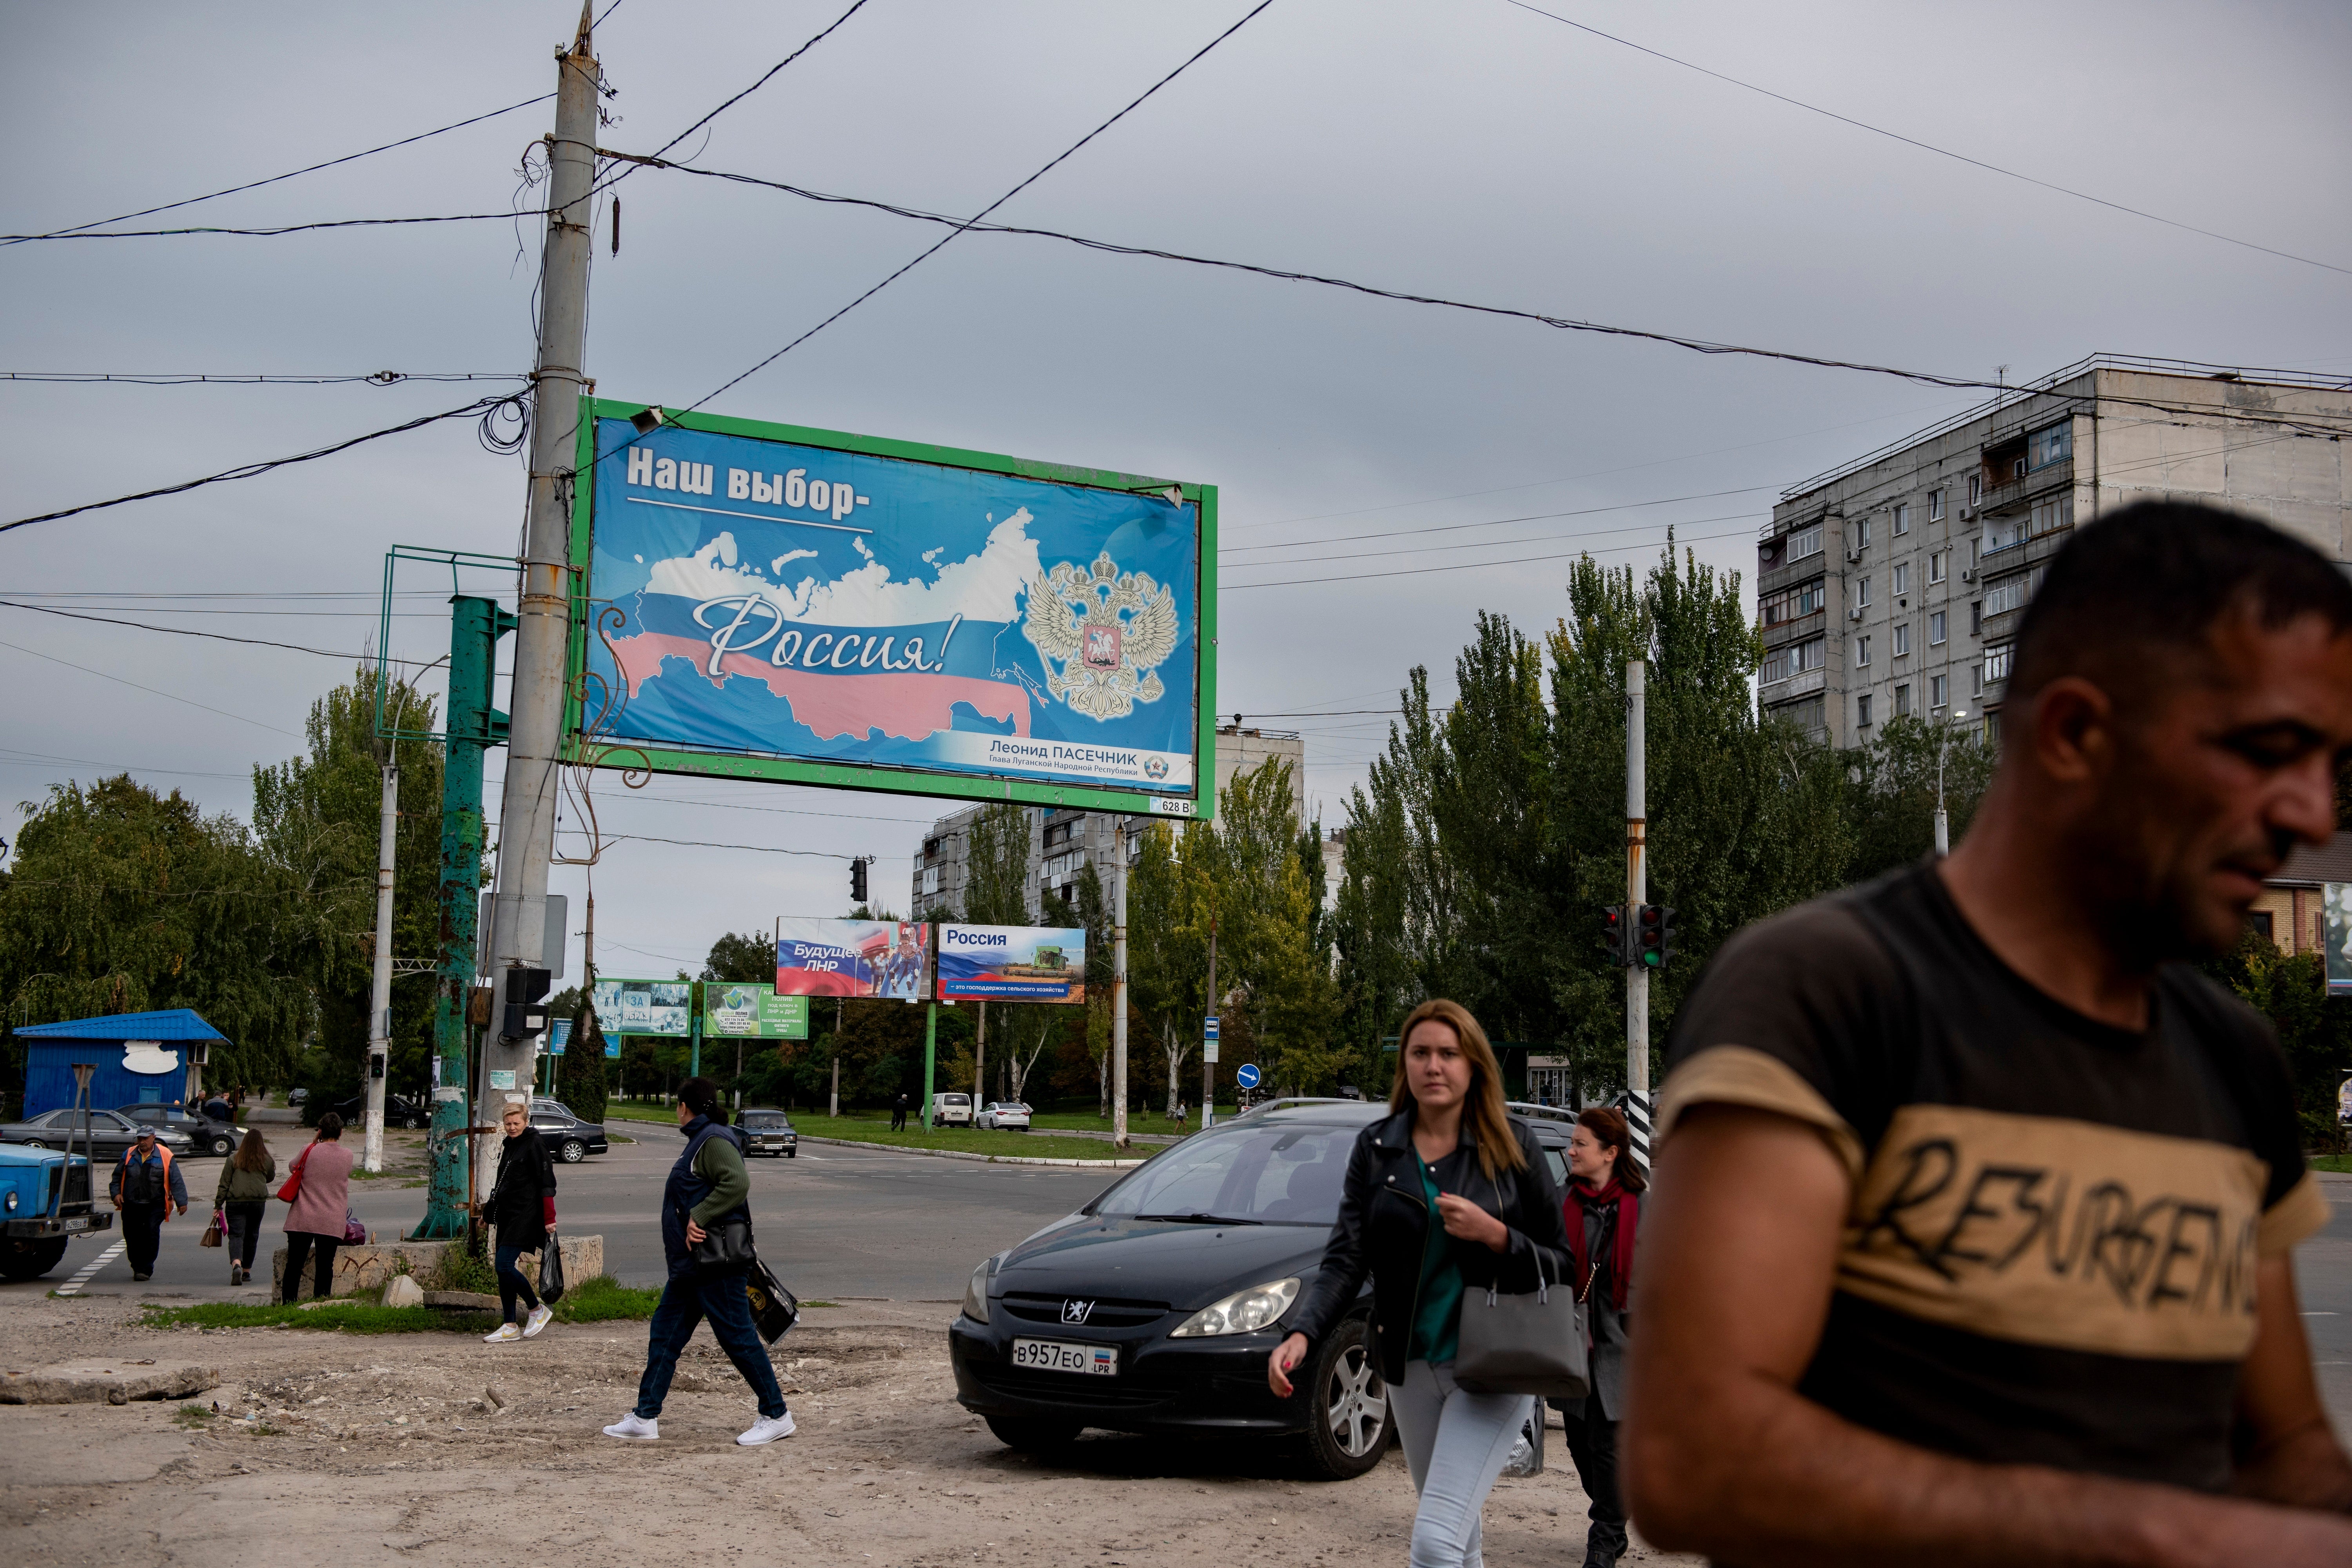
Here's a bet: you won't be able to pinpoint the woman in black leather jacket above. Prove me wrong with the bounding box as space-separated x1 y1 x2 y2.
1273 998 1569 1566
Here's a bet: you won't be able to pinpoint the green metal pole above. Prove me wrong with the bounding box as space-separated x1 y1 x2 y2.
921 1003 936 1130
414 594 514 1241
690 989 702 1079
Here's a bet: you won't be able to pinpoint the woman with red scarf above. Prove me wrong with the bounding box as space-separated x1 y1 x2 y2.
1555 1105 1644 1568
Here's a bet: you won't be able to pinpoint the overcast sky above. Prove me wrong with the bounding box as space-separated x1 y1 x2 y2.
3 0 2347 984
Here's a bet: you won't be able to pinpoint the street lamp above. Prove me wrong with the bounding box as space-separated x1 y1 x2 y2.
1934 708 1969 856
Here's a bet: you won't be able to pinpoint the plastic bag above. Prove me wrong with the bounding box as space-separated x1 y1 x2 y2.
538 1229 566 1304
1500 1403 1545 1477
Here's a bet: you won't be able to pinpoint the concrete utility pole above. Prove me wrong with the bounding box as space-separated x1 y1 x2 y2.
1625 660 1648 1100
480 6 598 1196
1933 708 1968 857
1112 817 1130 1150
1201 918 1218 1132
362 763 399 1174
829 1055 839 1118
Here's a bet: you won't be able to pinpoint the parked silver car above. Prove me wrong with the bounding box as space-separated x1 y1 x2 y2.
975 1101 1032 1131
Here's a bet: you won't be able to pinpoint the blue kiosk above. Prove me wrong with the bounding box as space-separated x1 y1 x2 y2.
16 1010 227 1118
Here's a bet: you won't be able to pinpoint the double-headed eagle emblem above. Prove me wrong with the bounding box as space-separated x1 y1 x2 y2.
1021 552 1180 720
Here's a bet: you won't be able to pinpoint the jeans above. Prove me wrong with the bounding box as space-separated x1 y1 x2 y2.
281 1230 341 1303
1391 1360 1534 1568
1556 1402 1628 1561
633 1270 787 1421
225 1201 267 1270
495 1244 542 1324
121 1202 165 1276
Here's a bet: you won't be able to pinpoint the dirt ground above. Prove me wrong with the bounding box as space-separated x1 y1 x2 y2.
0 1294 1698 1568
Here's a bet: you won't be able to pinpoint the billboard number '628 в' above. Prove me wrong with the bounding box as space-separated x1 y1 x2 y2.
572 405 1215 817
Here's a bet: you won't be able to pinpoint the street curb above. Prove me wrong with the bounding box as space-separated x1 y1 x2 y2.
798 1135 1147 1169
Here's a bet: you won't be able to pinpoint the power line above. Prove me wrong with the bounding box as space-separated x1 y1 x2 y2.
0 390 528 536
0 635 298 736
1220 485 1774 554
0 598 441 666
670 0 1278 417
0 211 546 243
1223 523 1756 591
0 370 526 387
1501 0 2352 281
1 93 554 247
1223 508 1760 570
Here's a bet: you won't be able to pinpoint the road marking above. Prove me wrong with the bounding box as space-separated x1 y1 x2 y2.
53 1240 125 1297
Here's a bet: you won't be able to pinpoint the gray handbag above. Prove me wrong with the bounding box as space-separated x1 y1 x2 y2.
1452 1247 1592 1400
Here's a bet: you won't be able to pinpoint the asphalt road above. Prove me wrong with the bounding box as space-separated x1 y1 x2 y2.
8 1127 1125 1305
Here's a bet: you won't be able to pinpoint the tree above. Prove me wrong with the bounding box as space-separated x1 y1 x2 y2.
2203 928 2352 1153
558 994 608 1126
1844 715 1995 883
958 802 1031 1106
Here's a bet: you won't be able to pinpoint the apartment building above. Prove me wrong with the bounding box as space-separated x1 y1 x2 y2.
909 725 1308 919
1755 356 2352 748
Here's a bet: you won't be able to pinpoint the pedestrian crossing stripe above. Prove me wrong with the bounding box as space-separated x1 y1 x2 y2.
52 1240 124 1298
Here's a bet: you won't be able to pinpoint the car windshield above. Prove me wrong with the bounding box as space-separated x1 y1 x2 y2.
741 1114 788 1128
1092 1122 1356 1226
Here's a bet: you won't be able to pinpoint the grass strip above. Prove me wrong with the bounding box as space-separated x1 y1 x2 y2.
790 1113 1151 1162
140 1273 661 1334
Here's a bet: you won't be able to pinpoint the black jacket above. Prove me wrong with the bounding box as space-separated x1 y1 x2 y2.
1290 1107 1571 1383
488 1129 557 1252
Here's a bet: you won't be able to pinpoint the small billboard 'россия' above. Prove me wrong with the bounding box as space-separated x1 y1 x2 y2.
706 983 811 1039
775 918 932 1001
591 979 691 1036
938 924 1087 1005
571 403 1216 820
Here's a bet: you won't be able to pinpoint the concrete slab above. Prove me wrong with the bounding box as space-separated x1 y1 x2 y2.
0 1362 218 1405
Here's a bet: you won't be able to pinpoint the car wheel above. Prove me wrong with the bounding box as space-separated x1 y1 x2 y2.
785 1148 797 1158
984 1415 1081 1453
2 1238 69 1282
20 1140 45 1151
1292 1318 1391 1480
214 1135 237 1156
560 1139 586 1164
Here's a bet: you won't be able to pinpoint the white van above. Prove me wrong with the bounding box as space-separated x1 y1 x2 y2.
934 1093 973 1127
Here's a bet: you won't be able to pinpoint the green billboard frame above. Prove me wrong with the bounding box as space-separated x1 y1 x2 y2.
565 396 1218 822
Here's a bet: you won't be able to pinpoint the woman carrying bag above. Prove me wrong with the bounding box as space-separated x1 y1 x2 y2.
278 1113 354 1304
1272 999 1570 1567
1552 1106 1645 1568
214 1129 275 1286
482 1099 557 1343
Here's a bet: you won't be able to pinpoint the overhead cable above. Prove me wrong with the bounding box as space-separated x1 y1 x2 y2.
0 389 528 536
1223 508 1760 570
671 0 1279 417
1222 523 1755 591
0 370 527 386
0 598 440 666
0 634 298 735
1221 485 1775 554
1 92 555 247
1501 0 2351 280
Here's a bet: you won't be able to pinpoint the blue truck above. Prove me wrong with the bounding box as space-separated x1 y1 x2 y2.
2 1142 114 1281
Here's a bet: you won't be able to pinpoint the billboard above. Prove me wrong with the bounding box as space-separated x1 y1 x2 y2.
2327 883 2352 996
569 403 1216 820
777 918 932 1001
706 983 811 1039
938 924 1088 1004
591 978 691 1036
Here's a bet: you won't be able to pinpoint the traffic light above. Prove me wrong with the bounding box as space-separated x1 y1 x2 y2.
1597 904 1628 967
849 857 869 904
1636 904 1678 971
502 964 552 1040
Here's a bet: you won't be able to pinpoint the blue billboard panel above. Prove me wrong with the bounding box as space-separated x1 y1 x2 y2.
775 918 932 1002
583 416 1201 798
938 924 1087 1004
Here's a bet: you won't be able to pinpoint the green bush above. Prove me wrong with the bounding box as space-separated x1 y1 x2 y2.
433 1241 498 1295
558 1000 609 1127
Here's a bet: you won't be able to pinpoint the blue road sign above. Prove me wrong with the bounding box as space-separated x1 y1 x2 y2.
1236 1063 1261 1090
1204 1017 1220 1040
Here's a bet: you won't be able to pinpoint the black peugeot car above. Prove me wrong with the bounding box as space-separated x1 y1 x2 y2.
949 1099 1391 1479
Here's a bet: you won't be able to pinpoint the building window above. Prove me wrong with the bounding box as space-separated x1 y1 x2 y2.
1760 576 1827 628
1892 503 1911 536
1892 622 1911 657
1856 576 1871 609
2029 422 2072 471
1929 488 1945 521
1984 643 2013 685
1983 514 2024 554
1929 610 1946 646
2248 910 2274 942
1857 693 1873 727
1931 673 1949 708
1788 523 1823 561
1854 517 1871 548
922 866 941 895
1760 635 1826 684
1892 561 1909 596
1929 550 1947 584
1970 600 1982 635
1982 710 2002 745
1982 566 2043 619
1855 634 1871 667
1895 683 1912 717
2029 491 2074 539
1967 474 1982 505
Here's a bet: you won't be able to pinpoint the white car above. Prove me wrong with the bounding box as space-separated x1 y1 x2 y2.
934 1093 973 1127
975 1101 1032 1131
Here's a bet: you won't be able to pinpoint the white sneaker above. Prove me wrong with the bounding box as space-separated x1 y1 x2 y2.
737 1411 797 1446
523 1304 553 1338
483 1323 523 1343
603 1412 659 1441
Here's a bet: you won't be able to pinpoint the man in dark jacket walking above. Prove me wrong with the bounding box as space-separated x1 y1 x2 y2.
603 1078 792 1446
890 1092 910 1132
109 1126 188 1283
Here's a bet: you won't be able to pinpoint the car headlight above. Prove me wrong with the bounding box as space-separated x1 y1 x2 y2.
1169 1276 1300 1338
4 1190 16 1212
962 1259 993 1323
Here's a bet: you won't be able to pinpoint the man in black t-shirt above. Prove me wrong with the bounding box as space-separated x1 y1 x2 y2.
1626 501 2352 1565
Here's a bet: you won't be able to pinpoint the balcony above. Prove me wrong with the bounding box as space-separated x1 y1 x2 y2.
1978 457 2070 516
